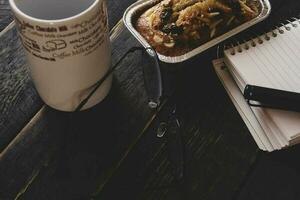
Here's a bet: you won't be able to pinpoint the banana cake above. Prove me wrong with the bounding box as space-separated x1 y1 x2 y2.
135 0 260 56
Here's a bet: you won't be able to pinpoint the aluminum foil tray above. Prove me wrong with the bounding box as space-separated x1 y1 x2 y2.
123 0 271 63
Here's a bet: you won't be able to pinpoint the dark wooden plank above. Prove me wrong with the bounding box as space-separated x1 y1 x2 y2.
237 147 300 200
0 0 13 32
0 0 136 33
0 0 135 152
2 0 298 200
14 43 257 200
0 107 67 199
0 0 139 198
0 22 157 199
94 49 260 200
91 1 300 199
0 23 42 152
94 1 299 199
106 0 136 28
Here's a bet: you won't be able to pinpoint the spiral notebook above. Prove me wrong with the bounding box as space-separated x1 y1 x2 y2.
213 19 300 151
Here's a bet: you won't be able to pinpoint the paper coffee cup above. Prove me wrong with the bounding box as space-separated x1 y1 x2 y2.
9 0 112 111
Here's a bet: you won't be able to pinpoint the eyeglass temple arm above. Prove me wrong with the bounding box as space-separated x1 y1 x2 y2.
75 46 163 111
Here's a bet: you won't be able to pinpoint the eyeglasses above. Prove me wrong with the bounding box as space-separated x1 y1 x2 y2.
61 46 185 190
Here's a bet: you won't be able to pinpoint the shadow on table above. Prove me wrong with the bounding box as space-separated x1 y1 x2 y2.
238 145 300 200
19 73 150 199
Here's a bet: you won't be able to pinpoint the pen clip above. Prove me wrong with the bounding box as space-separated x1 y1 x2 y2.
244 84 300 112
244 84 275 108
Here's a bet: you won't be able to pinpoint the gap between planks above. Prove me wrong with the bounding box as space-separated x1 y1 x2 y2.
0 20 125 157
92 100 167 197
0 21 15 38
0 19 124 198
0 11 125 156
2 18 168 199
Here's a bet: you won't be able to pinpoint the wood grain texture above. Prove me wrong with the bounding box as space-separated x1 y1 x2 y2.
12 39 258 200
0 0 13 32
95 49 260 200
1 0 299 200
0 0 140 199
0 0 136 32
237 146 300 200
0 22 160 199
96 1 300 199
0 107 67 199
0 24 42 152
0 0 136 151
106 0 136 28
9 28 156 200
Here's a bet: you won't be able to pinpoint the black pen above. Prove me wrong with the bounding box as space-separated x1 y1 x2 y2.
243 84 300 112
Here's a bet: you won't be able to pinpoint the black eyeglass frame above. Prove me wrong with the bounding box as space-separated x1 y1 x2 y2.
64 46 185 186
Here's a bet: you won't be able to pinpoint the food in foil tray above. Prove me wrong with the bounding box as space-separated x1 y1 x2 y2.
135 0 261 56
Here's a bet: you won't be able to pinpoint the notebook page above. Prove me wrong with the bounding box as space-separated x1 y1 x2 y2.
224 45 273 88
212 59 270 151
252 107 289 148
224 22 300 140
268 109 300 140
224 23 300 93
226 60 288 148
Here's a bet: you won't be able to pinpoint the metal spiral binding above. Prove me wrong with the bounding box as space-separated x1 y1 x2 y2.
292 17 300 25
250 37 256 47
257 34 264 44
275 26 284 34
230 43 235 55
237 41 242 53
243 40 250 50
264 32 270 41
228 16 300 55
271 28 277 37
287 20 297 27
280 23 291 31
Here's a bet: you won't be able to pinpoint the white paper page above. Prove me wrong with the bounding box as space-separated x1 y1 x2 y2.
225 58 288 148
227 63 287 149
263 25 300 139
267 109 300 140
252 107 288 148
213 59 272 151
224 25 300 92
224 44 274 88
266 24 300 90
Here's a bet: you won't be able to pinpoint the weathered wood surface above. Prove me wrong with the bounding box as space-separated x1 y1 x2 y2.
8 2 290 199
0 20 157 199
106 0 136 29
0 0 137 199
0 0 12 32
0 23 42 152
0 107 67 199
13 31 170 200
0 0 36 152
238 145 300 200
92 1 300 200
1 0 299 200
96 51 260 200
0 0 134 32
0 0 137 152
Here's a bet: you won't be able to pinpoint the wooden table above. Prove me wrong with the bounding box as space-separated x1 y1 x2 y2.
1 0 300 199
